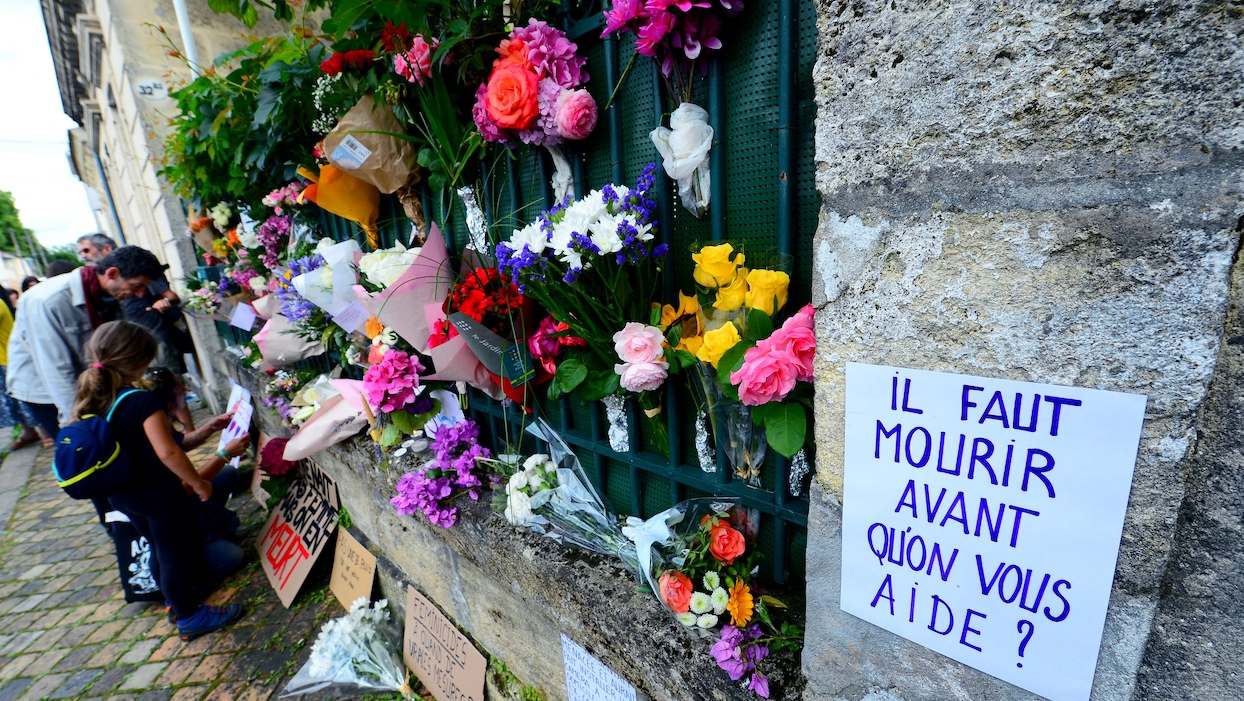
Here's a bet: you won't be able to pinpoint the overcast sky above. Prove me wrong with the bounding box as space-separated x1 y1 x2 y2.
0 0 99 248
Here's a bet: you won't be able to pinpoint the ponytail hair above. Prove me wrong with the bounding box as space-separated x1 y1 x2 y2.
71 321 158 421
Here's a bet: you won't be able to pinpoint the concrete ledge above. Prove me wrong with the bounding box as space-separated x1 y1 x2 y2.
236 366 802 700
0 446 41 533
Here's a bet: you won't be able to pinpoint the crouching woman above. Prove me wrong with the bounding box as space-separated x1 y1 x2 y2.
72 321 248 640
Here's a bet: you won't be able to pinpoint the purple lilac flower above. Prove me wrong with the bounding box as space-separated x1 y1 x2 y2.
391 419 491 529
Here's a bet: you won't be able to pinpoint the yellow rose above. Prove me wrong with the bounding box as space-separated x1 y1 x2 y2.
713 268 748 311
695 321 742 367
692 243 745 288
661 292 701 329
678 335 703 355
744 269 790 316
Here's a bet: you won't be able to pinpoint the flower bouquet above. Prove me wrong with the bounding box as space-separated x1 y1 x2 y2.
665 242 813 484
261 368 317 425
496 165 673 452
496 418 639 571
280 598 411 698
631 499 801 698
473 18 598 201
391 416 491 528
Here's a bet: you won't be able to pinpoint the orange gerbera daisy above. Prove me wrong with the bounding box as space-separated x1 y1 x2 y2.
364 316 384 339
726 580 754 625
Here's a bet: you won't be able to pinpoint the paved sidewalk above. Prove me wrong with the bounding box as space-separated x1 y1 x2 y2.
0 442 354 701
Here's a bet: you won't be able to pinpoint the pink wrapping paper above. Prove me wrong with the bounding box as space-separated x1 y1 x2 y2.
282 379 370 461
254 314 325 370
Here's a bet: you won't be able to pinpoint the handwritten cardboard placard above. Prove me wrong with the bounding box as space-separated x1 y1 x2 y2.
840 363 1146 701
330 529 376 610
403 585 486 701
257 466 339 607
560 634 636 701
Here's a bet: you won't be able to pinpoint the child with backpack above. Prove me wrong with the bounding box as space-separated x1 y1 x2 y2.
66 321 249 640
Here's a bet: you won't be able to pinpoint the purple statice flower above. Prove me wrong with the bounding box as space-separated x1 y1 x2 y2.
512 19 588 87
562 267 582 283
653 242 669 257
391 419 491 529
275 254 323 322
569 231 601 255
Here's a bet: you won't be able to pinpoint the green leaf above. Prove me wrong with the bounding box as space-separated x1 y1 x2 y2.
390 410 417 435
757 402 807 458
379 424 402 448
664 321 683 347
650 304 661 326
744 308 773 342
551 358 588 399
715 342 751 387
578 370 620 402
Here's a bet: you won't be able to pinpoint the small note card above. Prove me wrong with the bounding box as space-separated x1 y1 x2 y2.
560 634 636 701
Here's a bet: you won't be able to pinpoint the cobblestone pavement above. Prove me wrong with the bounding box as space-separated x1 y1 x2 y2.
0 440 361 701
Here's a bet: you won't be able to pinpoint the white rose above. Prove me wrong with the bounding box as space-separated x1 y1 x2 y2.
248 276 268 295
237 225 261 249
508 472 529 491
710 587 728 615
675 612 697 627
696 614 719 629
689 592 711 615
522 454 550 472
506 490 533 525
358 244 419 289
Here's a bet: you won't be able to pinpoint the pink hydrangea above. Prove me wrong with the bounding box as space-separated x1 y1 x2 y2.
363 350 424 413
512 19 588 87
520 78 566 146
394 35 437 86
472 83 505 143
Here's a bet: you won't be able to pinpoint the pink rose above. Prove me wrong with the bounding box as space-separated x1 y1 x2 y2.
615 360 669 393
394 35 437 85
554 88 597 140
754 304 815 381
730 350 799 406
613 322 666 364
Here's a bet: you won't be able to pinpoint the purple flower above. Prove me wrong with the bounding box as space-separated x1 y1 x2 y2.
513 19 588 87
603 0 645 36
275 254 323 322
520 78 566 146
747 672 770 698
635 10 677 57
391 419 492 529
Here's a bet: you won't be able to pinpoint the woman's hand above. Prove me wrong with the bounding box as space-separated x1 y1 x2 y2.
191 477 213 502
225 434 250 458
207 413 233 433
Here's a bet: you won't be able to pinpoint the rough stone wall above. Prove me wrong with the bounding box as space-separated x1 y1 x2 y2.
802 1 1243 699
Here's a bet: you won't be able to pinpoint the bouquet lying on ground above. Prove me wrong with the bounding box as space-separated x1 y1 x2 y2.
280 598 411 698
498 420 801 698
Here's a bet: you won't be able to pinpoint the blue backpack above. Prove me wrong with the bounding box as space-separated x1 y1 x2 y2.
52 388 141 500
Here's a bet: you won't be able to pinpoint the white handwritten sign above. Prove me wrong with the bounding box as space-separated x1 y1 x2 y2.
228 301 257 331
840 363 1145 701
560 634 636 701
217 383 252 468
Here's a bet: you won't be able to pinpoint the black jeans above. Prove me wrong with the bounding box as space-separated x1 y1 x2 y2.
108 476 207 619
18 400 57 438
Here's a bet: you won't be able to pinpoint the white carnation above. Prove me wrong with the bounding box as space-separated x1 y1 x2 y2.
690 592 711 615
505 490 533 525
508 472 529 492
696 614 719 629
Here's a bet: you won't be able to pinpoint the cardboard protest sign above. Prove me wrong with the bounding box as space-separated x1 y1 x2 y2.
560 634 636 701
330 529 377 610
258 463 339 607
218 383 253 468
840 363 1146 701
403 586 486 701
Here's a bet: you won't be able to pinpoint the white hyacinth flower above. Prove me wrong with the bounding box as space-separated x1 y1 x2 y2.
710 587 728 615
675 612 697 627
689 592 711 615
696 614 719 629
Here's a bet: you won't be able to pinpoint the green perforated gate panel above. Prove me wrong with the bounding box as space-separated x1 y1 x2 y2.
245 0 820 586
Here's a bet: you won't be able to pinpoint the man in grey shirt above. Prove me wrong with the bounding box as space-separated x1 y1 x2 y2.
8 246 164 438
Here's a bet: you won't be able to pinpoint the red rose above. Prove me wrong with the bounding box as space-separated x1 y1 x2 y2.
341 49 375 70
381 22 412 53
319 53 344 75
708 522 747 565
485 60 539 130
